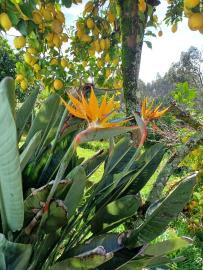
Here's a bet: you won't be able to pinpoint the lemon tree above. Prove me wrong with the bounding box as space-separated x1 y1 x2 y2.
0 0 203 108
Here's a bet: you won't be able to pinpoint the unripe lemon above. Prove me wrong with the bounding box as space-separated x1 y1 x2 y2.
51 20 63 34
50 58 58 65
171 24 177 33
61 33 68 42
113 58 119 65
86 18 94 29
20 80 28 91
100 39 106 50
184 0 200 9
32 10 43 24
107 12 115 23
153 15 158 23
24 52 33 64
93 40 100 52
84 1 94 13
105 38 110 49
61 58 68 68
105 68 111 78
88 48 95 56
56 11 65 24
0 13 12 31
54 79 63 90
97 59 103 68
33 64 41 72
16 74 24 81
82 61 87 68
14 36 26 49
158 30 163 37
105 53 110 63
188 13 203 31
27 47 37 54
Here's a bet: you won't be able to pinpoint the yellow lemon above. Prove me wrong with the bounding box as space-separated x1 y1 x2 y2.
33 64 41 72
88 48 95 56
105 68 111 78
86 18 94 29
97 59 103 68
27 47 37 54
51 20 63 34
184 0 200 9
92 26 100 36
56 11 65 24
16 74 24 81
171 24 177 33
0 13 12 31
46 32 54 42
81 34 92 42
105 38 110 49
54 79 63 90
24 52 33 65
32 10 43 24
53 34 62 47
41 7 53 21
188 13 203 31
84 1 94 13
105 53 110 63
139 0 147 13
61 58 68 68
20 80 28 91
100 39 106 50
14 36 26 49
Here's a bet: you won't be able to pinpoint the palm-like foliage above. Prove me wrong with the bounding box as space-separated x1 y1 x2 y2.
0 77 196 270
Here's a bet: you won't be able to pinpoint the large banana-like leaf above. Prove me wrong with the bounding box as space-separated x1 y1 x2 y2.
50 247 113 270
16 88 39 140
91 195 140 234
0 233 32 270
124 173 196 247
64 166 87 217
25 94 60 146
0 78 24 232
20 131 41 171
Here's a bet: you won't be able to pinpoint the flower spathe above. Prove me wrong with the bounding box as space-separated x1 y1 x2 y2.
61 87 127 128
141 97 169 122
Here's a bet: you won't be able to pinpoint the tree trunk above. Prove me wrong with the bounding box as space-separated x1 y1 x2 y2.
119 0 147 115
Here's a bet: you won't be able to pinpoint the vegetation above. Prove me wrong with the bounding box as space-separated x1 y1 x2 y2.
0 0 202 269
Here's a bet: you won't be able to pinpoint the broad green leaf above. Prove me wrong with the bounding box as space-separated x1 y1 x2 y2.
0 78 24 232
20 131 41 171
64 234 120 259
75 126 139 145
25 94 60 146
91 195 140 234
16 89 38 140
81 149 108 177
0 234 32 270
50 247 113 270
143 237 192 256
0 77 16 118
64 166 87 217
124 173 196 247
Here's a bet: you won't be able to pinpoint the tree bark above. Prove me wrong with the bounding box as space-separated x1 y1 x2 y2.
119 0 146 115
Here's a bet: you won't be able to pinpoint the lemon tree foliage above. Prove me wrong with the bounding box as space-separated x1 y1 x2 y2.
0 0 203 101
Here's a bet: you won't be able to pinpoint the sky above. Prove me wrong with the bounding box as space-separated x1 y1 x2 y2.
4 0 203 84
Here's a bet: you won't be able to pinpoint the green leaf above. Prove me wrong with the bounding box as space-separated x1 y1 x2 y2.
0 77 24 232
0 234 32 270
16 89 39 140
64 166 87 217
75 126 139 145
124 173 196 247
25 94 60 146
143 237 192 256
81 149 108 177
50 247 113 270
20 131 41 171
64 234 120 259
62 0 72 8
144 41 152 49
91 195 140 234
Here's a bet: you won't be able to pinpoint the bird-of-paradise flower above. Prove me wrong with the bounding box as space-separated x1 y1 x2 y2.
61 87 130 128
141 97 169 122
